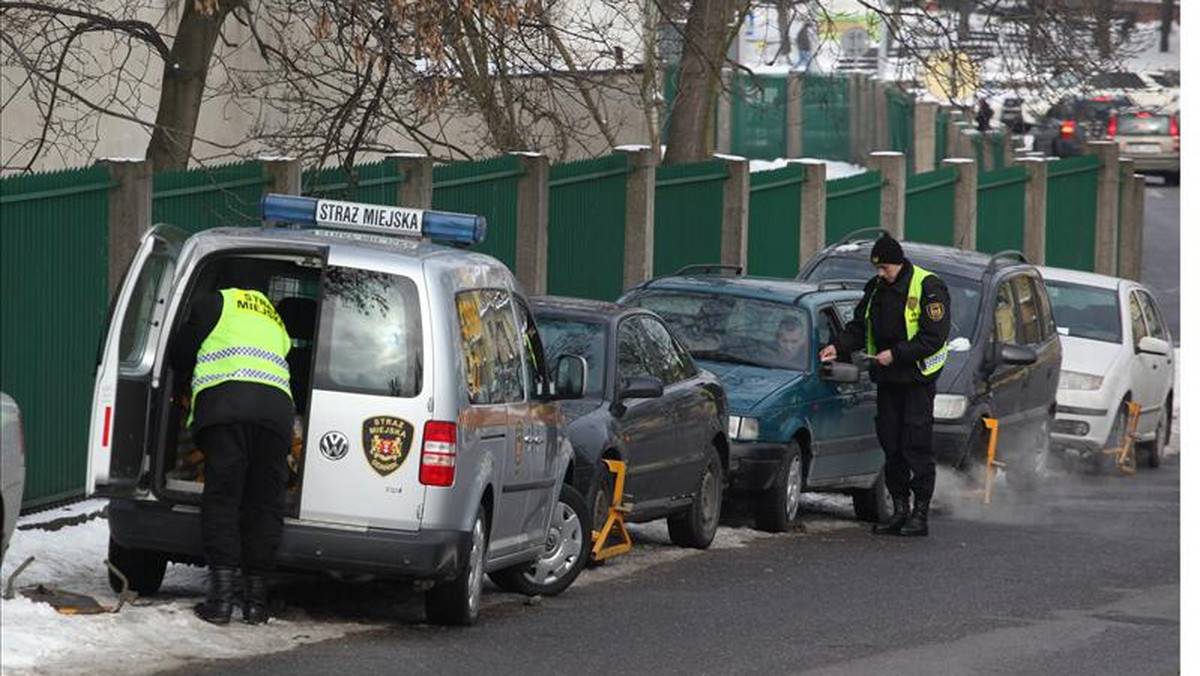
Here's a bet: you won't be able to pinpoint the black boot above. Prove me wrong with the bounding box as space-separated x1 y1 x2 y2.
242 572 271 625
872 495 910 535
900 499 930 537
194 567 236 625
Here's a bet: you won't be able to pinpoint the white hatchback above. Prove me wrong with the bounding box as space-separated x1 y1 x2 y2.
1039 267 1175 468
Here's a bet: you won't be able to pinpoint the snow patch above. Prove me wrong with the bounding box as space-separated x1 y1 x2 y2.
749 158 867 180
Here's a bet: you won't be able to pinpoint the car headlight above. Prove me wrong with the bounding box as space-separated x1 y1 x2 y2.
933 394 969 420
1059 370 1104 391
728 416 760 441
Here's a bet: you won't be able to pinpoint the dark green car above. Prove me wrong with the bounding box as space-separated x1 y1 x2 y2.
621 270 888 532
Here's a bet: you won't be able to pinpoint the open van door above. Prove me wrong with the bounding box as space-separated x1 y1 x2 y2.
87 225 187 496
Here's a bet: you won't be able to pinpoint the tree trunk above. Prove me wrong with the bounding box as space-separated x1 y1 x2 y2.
1092 0 1113 60
1160 0 1173 53
145 0 239 172
662 0 736 165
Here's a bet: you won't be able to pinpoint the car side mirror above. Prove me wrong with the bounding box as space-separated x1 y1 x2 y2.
1136 336 1171 357
1000 343 1037 366
618 375 664 400
819 361 859 383
553 355 587 400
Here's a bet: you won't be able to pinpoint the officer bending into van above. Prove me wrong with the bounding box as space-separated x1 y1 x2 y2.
819 234 950 537
172 270 294 625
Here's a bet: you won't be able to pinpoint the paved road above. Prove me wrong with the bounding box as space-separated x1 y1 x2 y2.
164 452 1180 676
1140 181 1179 340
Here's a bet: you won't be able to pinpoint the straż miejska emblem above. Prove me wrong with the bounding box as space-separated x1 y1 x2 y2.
362 416 414 477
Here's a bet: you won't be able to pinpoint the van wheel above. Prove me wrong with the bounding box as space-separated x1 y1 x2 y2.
668 445 723 549
851 469 892 523
489 484 589 598
1007 419 1051 492
754 441 802 533
425 508 489 626
107 537 167 595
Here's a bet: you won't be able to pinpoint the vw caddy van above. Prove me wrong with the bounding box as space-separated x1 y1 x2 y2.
87 194 586 625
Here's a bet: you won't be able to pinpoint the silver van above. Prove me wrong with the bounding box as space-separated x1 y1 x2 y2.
87 195 586 625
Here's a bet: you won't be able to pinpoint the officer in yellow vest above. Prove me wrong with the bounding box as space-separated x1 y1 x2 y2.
819 234 950 537
171 279 294 625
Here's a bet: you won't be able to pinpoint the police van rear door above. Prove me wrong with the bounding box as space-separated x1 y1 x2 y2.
297 261 428 531
87 225 187 496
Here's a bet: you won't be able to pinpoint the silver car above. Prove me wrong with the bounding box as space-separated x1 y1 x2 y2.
87 196 585 625
1 391 26 564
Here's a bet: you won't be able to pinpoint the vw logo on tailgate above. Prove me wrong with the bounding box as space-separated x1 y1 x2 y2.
319 431 349 462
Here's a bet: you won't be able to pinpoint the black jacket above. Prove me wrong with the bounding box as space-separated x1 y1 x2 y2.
833 261 952 385
171 291 295 441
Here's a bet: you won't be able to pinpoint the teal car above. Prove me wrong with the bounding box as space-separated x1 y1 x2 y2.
620 269 887 532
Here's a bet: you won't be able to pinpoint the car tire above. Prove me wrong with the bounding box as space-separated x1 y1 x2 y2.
107 537 167 595
488 484 590 598
668 445 723 549
1140 410 1168 469
586 465 615 568
851 468 892 523
1006 418 1051 492
425 507 489 626
753 441 802 533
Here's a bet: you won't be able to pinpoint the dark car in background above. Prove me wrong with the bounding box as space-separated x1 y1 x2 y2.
530 297 728 551
798 231 1062 489
1033 95 1132 157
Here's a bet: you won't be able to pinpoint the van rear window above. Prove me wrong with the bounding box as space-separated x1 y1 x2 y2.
313 267 423 397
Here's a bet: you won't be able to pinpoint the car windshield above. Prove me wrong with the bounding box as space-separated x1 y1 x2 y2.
1116 114 1172 135
625 292 811 371
805 257 981 341
535 316 607 398
1043 280 1121 344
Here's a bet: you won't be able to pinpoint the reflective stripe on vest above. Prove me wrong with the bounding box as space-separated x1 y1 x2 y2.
865 264 949 377
191 289 292 417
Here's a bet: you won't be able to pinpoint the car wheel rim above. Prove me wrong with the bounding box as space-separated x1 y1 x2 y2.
524 499 583 588
699 463 719 533
785 456 802 520
468 516 485 617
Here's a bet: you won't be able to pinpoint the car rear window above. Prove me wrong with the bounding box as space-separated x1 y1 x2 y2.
1043 281 1121 344
535 316 607 399
1116 114 1172 135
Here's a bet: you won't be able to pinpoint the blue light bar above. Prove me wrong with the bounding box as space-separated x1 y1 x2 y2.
260 193 486 245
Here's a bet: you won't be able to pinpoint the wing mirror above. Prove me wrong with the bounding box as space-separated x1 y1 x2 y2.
553 355 587 400
819 361 860 383
1000 343 1037 366
1136 336 1171 356
618 375 664 400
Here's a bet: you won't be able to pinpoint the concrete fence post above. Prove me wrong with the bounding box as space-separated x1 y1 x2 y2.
954 122 972 160
98 158 152 299
914 102 938 173
260 156 302 196
716 70 733 155
1085 141 1120 275
1016 157 1048 265
617 147 658 288
389 153 434 208
1128 175 1145 281
511 152 550 295
941 158 978 251
786 73 804 158
796 159 827 267
1002 130 1015 167
1117 159 1142 281
874 80 890 151
868 151 907 239
717 154 750 271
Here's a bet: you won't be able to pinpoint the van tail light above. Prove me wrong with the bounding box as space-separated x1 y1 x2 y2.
1060 119 1077 140
420 421 457 487
1106 115 1117 139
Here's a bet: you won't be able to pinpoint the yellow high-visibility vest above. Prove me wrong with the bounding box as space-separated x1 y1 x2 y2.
865 265 948 377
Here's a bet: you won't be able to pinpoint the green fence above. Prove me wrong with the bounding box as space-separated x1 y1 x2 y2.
303 158 406 205
547 155 630 301
152 161 269 234
989 132 1008 169
976 165 1027 254
886 85 915 170
825 170 882 243
904 168 957 246
654 160 728 276
1045 155 1100 271
0 167 114 507
730 73 789 160
747 164 804 277
802 74 851 161
433 155 524 269
935 108 949 164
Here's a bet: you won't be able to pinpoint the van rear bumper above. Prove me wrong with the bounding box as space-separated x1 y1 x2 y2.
108 499 471 580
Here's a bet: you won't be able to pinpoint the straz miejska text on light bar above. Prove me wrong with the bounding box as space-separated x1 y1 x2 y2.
261 193 487 245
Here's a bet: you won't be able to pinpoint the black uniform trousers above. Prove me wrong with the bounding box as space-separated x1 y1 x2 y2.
875 380 937 503
196 423 290 572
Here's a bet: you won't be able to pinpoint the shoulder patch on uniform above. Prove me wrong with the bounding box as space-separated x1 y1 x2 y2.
927 301 946 322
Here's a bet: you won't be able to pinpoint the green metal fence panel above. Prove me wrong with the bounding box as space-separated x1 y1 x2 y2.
935 109 948 164
152 161 269 234
747 164 804 278
825 170 883 244
547 155 630 301
1045 155 1101 271
802 74 851 161
990 132 1007 169
654 160 728 276
303 158 406 205
976 165 1028 254
886 85 915 170
1 166 114 507
904 167 957 246
433 155 524 270
731 73 789 160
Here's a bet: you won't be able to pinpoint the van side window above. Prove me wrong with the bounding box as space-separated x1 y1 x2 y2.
993 281 1018 344
1032 277 1056 336
119 253 172 370
636 316 691 385
617 320 651 380
1013 275 1043 345
314 267 423 398
1129 292 1149 344
455 289 523 405
514 298 551 399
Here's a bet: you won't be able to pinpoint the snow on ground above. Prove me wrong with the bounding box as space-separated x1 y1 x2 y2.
749 158 867 179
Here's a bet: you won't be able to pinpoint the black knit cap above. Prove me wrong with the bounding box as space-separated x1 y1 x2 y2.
870 234 905 265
